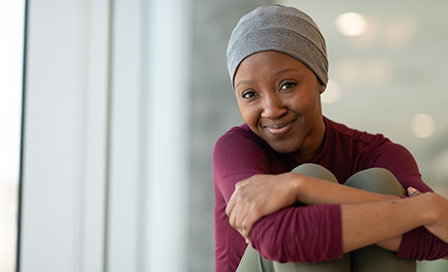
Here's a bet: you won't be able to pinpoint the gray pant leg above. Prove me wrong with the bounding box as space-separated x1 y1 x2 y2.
236 244 275 272
236 164 350 272
272 255 351 272
291 163 338 183
345 168 416 272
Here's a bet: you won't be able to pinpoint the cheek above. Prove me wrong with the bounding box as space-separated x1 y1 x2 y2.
284 95 306 112
238 103 260 126
287 92 319 113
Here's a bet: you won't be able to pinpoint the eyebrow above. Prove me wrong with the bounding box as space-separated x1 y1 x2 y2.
234 67 300 89
235 79 257 89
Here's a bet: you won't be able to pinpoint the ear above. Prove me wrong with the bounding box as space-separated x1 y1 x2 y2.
319 85 326 94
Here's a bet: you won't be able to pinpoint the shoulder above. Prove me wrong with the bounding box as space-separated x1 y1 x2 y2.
325 117 387 144
325 118 425 184
215 123 256 145
214 124 269 157
213 124 273 196
213 123 288 174
214 124 263 164
324 117 393 154
214 124 298 178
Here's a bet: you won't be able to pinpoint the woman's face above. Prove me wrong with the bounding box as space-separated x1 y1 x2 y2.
234 51 326 161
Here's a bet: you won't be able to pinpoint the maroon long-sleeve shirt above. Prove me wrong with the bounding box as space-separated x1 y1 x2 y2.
213 117 448 272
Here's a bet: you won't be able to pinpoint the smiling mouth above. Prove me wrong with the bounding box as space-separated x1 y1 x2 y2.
264 120 296 136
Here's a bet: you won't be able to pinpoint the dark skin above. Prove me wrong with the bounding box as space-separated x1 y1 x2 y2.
234 51 325 161
226 51 448 255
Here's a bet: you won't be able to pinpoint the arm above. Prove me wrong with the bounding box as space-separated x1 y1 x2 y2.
214 131 346 262
227 172 448 261
339 191 448 253
215 129 448 262
249 204 343 263
226 172 401 240
247 189 448 263
227 140 448 254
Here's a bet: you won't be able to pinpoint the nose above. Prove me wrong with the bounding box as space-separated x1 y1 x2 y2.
261 93 287 119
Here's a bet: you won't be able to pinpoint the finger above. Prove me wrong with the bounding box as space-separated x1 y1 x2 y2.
240 217 255 242
226 189 240 216
229 196 245 228
239 205 261 241
227 202 236 227
227 180 248 216
228 213 236 228
235 178 251 189
235 217 250 242
225 196 235 216
407 187 422 197
233 206 246 233
228 205 241 229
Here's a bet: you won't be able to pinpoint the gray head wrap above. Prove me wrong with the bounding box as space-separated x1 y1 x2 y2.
227 5 328 89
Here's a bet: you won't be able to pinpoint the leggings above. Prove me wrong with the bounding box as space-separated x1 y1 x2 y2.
236 163 416 272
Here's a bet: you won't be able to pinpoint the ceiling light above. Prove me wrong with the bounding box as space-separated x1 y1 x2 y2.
335 12 368 37
412 113 435 138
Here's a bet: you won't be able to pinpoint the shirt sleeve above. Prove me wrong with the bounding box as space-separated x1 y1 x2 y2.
250 204 343 263
213 130 344 263
367 141 448 260
367 141 433 193
213 130 270 202
397 227 448 260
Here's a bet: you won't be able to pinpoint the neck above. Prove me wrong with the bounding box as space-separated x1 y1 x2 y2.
291 117 326 163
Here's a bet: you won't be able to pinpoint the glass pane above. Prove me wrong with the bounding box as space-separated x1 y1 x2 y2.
0 1 26 271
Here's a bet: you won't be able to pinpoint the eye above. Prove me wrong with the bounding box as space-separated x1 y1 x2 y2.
280 81 297 91
242 90 256 99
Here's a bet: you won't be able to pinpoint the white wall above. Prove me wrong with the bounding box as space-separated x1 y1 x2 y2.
106 0 190 271
20 0 109 271
21 0 190 271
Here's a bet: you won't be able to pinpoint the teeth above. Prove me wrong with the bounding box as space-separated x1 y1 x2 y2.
265 122 292 135
267 123 287 129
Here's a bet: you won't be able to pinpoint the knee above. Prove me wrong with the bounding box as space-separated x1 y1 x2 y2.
291 163 338 183
344 168 406 196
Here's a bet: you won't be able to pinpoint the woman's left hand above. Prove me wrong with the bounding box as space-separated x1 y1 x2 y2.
408 187 448 260
407 187 423 197
225 172 300 242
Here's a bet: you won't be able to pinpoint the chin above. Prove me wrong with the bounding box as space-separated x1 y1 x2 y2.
270 143 299 154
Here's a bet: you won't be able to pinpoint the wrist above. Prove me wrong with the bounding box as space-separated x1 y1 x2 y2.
287 172 305 203
403 193 440 227
421 193 443 225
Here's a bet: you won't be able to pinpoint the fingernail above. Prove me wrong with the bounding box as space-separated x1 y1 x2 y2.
407 187 416 195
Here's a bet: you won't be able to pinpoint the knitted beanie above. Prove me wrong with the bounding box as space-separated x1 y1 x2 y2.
227 5 328 89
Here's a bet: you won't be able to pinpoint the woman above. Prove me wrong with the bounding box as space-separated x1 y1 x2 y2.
213 4 448 272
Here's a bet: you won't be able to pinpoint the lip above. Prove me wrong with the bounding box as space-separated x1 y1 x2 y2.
263 119 296 136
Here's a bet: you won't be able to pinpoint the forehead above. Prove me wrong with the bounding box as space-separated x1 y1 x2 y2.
234 51 316 86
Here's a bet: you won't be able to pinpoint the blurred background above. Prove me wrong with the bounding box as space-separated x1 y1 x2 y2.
1 0 447 271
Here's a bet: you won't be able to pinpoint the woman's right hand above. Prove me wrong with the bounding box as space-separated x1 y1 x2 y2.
226 172 301 242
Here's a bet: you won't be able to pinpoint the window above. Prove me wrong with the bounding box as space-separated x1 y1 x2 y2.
0 1 26 271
